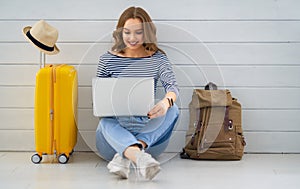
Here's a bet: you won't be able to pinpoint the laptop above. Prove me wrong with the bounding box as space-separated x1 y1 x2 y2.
92 77 155 117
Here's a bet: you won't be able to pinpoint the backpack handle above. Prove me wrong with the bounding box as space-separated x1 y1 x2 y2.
204 82 217 90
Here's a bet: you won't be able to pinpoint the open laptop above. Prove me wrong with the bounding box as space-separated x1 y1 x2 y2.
92 77 155 117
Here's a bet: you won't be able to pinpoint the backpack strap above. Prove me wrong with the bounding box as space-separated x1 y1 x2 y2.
223 106 231 131
190 108 201 146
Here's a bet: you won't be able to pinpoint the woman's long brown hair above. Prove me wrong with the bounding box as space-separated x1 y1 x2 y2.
111 6 165 54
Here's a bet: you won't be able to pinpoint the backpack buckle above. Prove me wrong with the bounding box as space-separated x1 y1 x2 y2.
228 120 233 130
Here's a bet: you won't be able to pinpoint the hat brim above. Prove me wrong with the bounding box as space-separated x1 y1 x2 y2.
23 26 60 55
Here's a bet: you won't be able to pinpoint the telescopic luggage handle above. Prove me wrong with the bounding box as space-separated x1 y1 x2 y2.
40 52 46 68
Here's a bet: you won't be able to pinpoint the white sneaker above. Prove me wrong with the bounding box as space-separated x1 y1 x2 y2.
135 152 161 180
107 153 131 179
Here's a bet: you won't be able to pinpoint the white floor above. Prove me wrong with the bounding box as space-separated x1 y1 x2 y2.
0 152 299 189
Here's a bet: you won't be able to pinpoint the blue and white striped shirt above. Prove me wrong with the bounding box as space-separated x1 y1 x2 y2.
97 51 179 98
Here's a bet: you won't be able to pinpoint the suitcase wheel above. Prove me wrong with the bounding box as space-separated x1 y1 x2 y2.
58 154 69 164
31 153 42 164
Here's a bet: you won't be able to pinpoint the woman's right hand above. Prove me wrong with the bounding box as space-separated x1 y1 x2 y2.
147 98 169 119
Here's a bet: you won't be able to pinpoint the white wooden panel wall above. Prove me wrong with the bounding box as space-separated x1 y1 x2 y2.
0 0 300 153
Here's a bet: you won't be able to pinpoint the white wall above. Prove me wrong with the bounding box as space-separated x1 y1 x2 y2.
0 0 299 153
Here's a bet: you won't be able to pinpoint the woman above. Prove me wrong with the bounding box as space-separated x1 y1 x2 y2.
95 6 179 180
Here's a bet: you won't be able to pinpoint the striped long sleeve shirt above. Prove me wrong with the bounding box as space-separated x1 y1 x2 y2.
96 51 179 98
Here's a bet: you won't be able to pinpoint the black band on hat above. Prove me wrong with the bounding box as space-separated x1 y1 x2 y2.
26 31 54 52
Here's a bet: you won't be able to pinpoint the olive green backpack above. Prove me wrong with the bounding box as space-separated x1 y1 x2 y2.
180 83 246 160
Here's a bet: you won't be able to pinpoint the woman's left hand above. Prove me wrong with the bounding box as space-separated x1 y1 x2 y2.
147 99 169 119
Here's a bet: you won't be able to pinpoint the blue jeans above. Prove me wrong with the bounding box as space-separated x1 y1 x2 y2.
96 104 179 161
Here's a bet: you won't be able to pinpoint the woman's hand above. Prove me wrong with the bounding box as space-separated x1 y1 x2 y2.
147 99 169 119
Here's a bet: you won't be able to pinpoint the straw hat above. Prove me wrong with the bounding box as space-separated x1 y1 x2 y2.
23 20 60 55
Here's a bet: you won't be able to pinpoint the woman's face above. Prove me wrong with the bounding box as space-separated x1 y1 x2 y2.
122 18 144 51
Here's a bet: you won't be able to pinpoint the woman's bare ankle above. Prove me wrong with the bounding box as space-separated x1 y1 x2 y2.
124 146 141 163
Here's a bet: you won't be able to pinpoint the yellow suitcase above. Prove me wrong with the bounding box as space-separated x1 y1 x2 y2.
31 64 78 164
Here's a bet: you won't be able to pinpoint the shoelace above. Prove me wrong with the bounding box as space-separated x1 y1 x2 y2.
130 161 142 181
133 148 145 180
